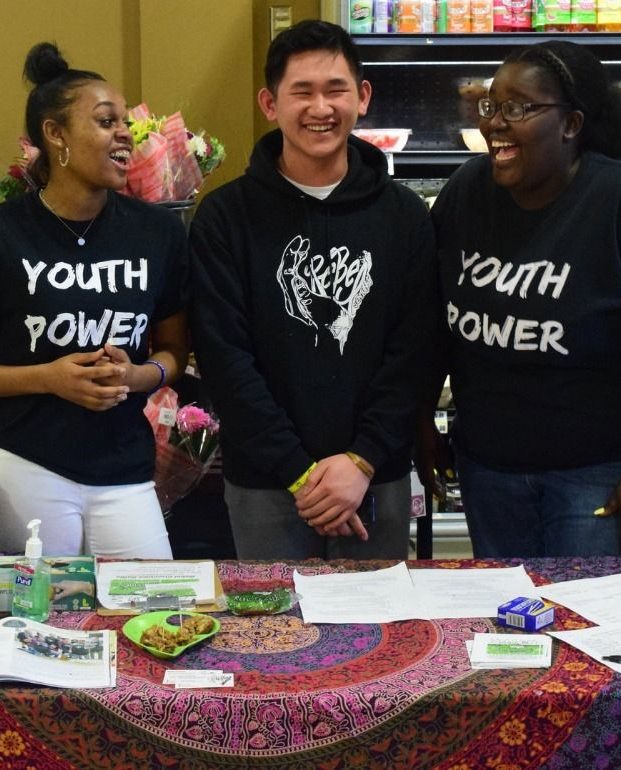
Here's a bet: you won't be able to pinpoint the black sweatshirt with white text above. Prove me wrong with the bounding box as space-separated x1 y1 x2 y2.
190 130 439 489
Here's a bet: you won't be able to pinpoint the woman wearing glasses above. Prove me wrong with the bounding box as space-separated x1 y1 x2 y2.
425 40 621 557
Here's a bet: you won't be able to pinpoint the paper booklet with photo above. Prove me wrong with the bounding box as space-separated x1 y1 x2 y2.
0 616 116 688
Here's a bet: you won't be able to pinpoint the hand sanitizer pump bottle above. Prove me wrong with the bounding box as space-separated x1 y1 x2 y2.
12 519 51 622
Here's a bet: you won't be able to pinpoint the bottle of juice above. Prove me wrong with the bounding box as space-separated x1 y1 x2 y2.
374 0 394 32
597 0 621 30
542 0 571 30
532 0 547 28
436 0 449 30
399 0 420 31
421 0 437 31
511 0 533 29
494 0 532 28
493 0 514 29
350 0 374 33
471 0 494 31
570 0 596 30
447 0 471 31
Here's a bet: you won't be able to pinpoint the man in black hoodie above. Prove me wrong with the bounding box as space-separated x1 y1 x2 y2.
190 20 438 559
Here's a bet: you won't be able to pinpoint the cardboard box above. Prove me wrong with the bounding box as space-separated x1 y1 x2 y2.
0 557 14 612
497 596 555 631
46 557 96 611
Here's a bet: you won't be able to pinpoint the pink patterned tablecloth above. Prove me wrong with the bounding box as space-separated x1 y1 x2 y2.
0 557 620 769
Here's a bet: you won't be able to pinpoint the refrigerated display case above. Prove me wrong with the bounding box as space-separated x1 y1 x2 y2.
337 21 621 556
341 26 621 182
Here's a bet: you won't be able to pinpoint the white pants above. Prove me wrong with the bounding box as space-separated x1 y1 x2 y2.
0 449 172 558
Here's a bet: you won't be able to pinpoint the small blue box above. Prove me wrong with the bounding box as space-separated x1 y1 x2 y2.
497 596 555 631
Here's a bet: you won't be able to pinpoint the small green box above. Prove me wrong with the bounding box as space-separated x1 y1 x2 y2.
45 556 96 611
0 557 14 612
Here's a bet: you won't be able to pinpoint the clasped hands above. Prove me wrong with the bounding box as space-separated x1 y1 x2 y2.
294 453 371 541
45 343 133 412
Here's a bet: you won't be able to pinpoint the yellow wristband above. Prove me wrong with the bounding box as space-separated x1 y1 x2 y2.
346 451 374 480
287 462 317 494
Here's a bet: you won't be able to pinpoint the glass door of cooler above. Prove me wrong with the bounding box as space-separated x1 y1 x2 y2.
357 55 498 178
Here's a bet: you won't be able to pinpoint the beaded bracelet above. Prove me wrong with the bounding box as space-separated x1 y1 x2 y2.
144 359 166 395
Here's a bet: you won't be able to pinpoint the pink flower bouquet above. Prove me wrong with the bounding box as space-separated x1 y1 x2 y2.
144 387 220 514
121 103 225 203
0 138 40 202
174 404 220 465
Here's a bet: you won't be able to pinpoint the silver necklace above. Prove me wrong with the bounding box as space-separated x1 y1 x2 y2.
38 190 98 246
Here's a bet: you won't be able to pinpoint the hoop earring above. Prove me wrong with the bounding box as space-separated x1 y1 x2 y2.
58 146 70 168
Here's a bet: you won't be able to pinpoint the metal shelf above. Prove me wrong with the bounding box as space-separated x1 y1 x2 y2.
355 32 621 43
356 32 621 52
395 150 477 164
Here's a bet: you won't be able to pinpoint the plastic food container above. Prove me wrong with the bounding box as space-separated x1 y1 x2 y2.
460 128 488 153
352 128 412 152
123 610 220 659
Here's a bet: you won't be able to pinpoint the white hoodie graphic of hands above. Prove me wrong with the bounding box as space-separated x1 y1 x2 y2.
277 235 372 353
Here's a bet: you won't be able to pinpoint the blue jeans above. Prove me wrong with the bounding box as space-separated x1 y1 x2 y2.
223 475 411 560
455 450 621 558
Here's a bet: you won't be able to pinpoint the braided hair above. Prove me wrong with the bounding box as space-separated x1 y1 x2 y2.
23 42 105 186
504 41 621 159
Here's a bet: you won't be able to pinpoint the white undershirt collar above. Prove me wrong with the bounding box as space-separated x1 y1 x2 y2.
281 173 342 200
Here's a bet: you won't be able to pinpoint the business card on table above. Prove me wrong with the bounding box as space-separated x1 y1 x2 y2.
163 670 234 688
467 633 552 669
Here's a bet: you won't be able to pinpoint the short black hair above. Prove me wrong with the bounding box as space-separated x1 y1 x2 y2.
264 19 363 94
504 40 621 159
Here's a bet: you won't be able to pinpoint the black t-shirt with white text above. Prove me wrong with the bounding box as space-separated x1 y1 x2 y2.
432 151 621 471
0 191 188 484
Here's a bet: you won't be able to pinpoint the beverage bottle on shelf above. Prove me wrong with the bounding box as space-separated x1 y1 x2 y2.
396 0 418 31
436 0 449 30
569 0 597 30
511 0 534 28
597 0 621 30
494 0 533 29
471 0 494 31
398 0 436 32
421 0 437 32
374 0 393 32
398 0 419 32
390 0 402 30
350 0 374 33
532 0 547 28
542 0 572 30
493 0 515 29
447 0 472 32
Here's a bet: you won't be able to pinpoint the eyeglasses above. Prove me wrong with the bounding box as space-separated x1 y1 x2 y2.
477 97 571 122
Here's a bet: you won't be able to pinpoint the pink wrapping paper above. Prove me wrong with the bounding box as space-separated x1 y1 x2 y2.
162 112 203 200
122 105 203 203
125 132 173 202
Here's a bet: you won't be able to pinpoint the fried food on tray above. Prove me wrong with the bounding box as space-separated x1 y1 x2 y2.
140 615 214 652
